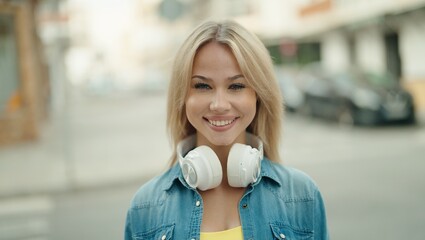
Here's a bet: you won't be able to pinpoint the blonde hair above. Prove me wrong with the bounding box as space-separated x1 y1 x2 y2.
167 20 284 165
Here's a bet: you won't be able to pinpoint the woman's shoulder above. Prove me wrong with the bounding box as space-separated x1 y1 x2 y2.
262 159 320 198
129 165 180 209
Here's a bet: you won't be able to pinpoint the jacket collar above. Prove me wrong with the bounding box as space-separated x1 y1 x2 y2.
161 157 282 191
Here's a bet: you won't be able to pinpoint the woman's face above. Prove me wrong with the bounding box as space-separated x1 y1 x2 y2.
185 42 257 148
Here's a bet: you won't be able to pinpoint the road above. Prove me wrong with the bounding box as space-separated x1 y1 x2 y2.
1 93 425 240
282 114 425 239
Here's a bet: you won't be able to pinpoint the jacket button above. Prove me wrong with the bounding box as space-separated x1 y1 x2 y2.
196 201 201 207
242 203 248 209
161 234 166 240
280 233 286 239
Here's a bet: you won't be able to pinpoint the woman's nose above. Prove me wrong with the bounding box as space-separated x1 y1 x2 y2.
210 91 231 112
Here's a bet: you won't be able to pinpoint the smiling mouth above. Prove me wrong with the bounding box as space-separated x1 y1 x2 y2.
205 118 237 127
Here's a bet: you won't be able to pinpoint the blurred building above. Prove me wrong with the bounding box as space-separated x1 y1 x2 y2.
65 0 184 94
0 0 51 145
279 0 425 112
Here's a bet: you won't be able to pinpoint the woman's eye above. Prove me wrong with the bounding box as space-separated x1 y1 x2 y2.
229 83 245 90
194 83 212 90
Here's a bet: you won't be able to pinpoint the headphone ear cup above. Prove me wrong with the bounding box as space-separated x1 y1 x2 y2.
181 146 222 191
227 143 261 187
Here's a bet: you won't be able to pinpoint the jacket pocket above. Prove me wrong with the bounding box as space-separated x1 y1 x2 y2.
270 222 313 240
133 223 175 240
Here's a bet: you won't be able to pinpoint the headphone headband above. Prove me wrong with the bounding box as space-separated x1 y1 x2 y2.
177 133 264 166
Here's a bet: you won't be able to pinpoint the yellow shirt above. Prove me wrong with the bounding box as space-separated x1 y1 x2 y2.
200 226 243 240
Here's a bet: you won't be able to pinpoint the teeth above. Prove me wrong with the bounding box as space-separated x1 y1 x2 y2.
209 119 234 127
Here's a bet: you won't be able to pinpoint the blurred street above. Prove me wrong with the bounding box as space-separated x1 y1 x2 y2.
1 91 424 240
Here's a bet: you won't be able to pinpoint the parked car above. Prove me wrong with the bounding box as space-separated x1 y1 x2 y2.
301 67 416 125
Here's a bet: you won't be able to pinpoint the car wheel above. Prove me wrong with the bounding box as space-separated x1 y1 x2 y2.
403 111 416 125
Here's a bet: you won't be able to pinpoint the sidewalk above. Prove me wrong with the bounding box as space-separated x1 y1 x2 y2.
0 91 170 198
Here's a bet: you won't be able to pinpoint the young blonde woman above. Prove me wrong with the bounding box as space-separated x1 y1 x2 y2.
125 20 328 240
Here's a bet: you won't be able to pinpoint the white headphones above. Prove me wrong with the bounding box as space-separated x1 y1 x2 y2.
177 133 264 191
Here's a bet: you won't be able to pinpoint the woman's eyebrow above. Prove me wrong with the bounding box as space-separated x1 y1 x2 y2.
191 75 211 81
228 74 244 81
191 74 244 81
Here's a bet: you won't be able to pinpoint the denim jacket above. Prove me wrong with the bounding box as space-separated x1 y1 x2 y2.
125 158 328 240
